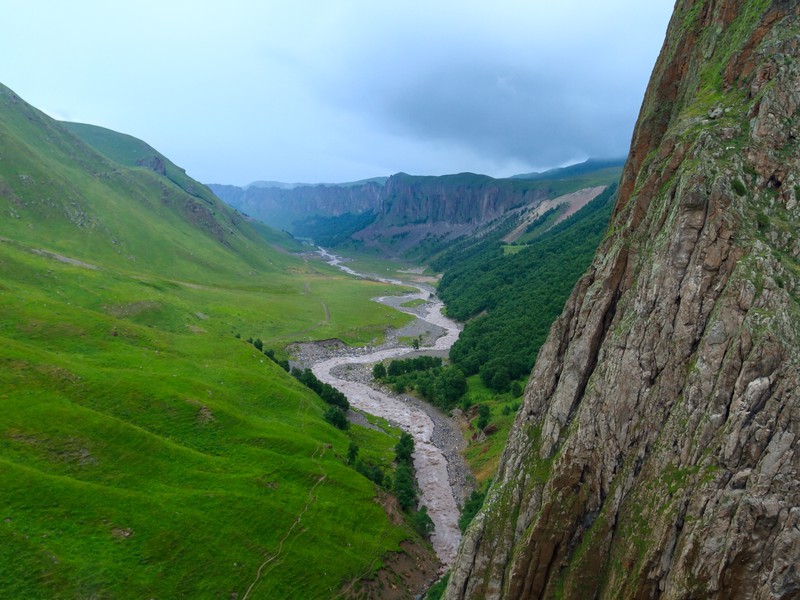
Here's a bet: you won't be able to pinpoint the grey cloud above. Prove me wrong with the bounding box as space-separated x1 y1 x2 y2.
0 1 675 183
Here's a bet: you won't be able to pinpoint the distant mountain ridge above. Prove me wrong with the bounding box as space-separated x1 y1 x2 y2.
509 157 625 180
210 160 623 258
245 176 390 190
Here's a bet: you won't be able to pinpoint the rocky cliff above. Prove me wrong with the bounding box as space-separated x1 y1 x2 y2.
210 173 549 237
375 173 550 226
446 1 800 598
210 165 620 257
348 173 555 256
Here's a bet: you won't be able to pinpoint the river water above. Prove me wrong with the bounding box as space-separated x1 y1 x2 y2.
310 249 464 565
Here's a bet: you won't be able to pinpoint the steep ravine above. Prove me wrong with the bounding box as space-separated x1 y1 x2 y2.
446 1 800 599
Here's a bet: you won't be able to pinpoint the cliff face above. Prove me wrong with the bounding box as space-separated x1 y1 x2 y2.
446 2 800 599
376 173 549 226
211 170 616 259
348 173 554 256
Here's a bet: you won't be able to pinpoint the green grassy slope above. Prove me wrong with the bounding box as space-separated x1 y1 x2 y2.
61 121 219 204
62 121 306 255
0 83 416 598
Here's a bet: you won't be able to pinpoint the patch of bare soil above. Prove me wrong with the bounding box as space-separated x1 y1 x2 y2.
502 185 607 243
31 248 98 270
341 540 440 600
105 300 161 318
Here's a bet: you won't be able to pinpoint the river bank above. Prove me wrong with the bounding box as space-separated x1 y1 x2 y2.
289 346 472 506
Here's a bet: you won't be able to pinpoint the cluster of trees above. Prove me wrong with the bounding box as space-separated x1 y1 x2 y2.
437 184 617 392
393 432 434 537
290 367 350 430
393 432 416 511
293 210 377 247
347 431 433 537
238 335 292 371
373 357 468 410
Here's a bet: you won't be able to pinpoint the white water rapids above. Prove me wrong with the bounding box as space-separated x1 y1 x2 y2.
311 249 463 565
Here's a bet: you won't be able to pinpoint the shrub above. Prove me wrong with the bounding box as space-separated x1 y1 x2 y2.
458 489 486 533
347 442 359 465
425 573 451 600
372 362 387 379
476 404 490 430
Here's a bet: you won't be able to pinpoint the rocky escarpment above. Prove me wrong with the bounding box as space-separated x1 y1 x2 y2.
446 1 800 599
350 173 553 256
210 167 619 257
375 173 549 227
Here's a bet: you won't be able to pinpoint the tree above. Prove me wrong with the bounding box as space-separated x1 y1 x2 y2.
394 463 417 511
395 432 414 464
491 368 510 393
347 441 359 465
324 406 349 430
387 360 404 377
372 362 387 379
476 404 490 430
434 366 468 407
412 506 434 537
253 337 263 352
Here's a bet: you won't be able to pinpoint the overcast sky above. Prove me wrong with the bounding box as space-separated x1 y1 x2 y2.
2 1 674 185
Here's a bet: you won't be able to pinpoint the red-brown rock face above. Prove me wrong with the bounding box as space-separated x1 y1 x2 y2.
445 1 800 598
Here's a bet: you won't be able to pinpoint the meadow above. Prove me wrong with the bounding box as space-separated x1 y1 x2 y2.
0 83 421 598
0 235 422 597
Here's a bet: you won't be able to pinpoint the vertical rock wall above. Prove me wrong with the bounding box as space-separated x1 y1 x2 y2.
446 1 800 598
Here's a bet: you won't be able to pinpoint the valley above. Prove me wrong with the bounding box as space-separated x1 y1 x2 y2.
3 1 799 597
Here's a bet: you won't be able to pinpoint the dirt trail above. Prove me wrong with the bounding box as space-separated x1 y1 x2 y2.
242 445 328 599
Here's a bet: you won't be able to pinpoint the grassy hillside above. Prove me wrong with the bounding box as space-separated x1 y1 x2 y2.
0 83 418 598
61 121 221 207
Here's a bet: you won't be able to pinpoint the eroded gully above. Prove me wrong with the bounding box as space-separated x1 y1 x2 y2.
309 249 465 566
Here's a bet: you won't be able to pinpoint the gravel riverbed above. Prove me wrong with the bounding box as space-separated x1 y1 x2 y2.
286 252 471 565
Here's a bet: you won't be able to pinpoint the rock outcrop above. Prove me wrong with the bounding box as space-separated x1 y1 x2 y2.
446 1 800 598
